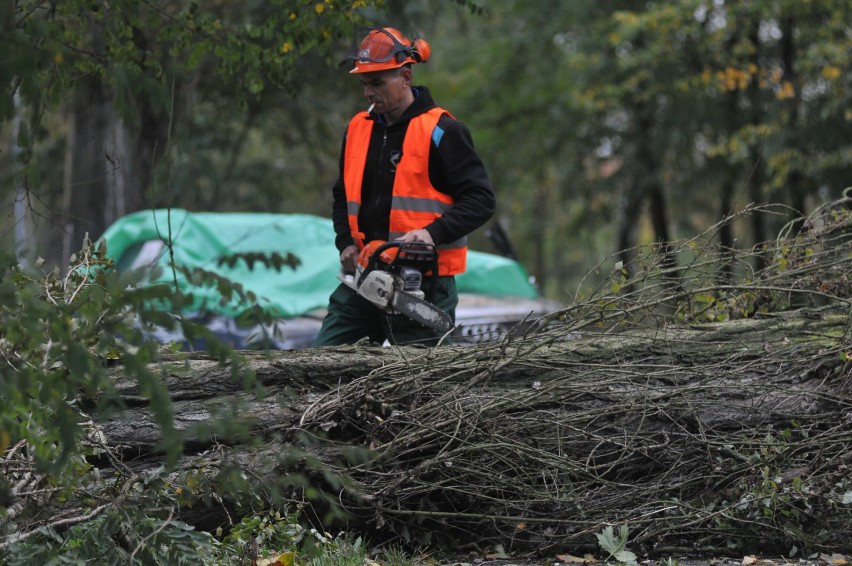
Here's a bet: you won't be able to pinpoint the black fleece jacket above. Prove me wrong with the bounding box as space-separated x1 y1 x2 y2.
330 86 496 254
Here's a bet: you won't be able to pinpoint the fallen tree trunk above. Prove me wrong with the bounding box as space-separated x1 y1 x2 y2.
90 303 852 557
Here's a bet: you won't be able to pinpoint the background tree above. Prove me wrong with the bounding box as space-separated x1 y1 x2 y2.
1 0 384 266
422 0 850 295
2 0 849 298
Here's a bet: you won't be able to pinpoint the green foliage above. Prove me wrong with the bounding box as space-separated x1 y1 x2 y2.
303 531 367 566
5 514 217 566
595 525 637 564
707 423 847 552
0 239 175 470
0 235 370 561
425 0 851 295
217 251 301 272
207 507 308 564
4 0 382 122
0 237 308 562
2 501 394 566
0 228 374 561
202 509 419 565
4 0 851 298
2 0 390 255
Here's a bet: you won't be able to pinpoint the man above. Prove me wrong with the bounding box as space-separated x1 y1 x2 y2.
312 26 495 347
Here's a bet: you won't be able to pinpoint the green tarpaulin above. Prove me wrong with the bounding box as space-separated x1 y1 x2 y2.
101 209 540 319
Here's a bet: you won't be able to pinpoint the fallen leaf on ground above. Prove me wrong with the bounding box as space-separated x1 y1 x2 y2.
257 551 296 566
556 553 598 563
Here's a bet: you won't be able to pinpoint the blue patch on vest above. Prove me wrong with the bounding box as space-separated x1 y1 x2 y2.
432 126 445 147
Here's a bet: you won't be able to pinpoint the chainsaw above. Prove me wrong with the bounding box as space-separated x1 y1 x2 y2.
338 240 454 333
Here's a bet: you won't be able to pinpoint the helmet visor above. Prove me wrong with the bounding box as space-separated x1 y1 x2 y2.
339 27 413 68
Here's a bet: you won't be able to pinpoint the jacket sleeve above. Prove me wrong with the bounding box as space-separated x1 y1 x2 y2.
331 132 356 253
425 116 496 246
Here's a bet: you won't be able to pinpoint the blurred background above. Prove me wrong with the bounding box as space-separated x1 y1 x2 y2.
1 0 849 300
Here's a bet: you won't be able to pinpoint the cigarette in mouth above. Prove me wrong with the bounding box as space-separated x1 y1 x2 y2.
368 103 375 113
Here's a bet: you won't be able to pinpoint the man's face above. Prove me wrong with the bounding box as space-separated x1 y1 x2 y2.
358 68 411 116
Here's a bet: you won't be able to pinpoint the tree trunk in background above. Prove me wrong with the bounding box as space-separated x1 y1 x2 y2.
63 96 167 265
717 165 737 281
62 50 111 264
717 89 741 282
747 22 768 270
634 104 670 252
615 184 642 274
61 18 169 265
119 92 168 213
781 16 807 218
531 182 549 286
618 93 675 281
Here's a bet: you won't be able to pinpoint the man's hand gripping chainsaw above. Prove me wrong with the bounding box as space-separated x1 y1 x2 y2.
338 240 454 333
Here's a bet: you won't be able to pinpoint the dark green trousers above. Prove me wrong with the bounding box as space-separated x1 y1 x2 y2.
312 276 457 347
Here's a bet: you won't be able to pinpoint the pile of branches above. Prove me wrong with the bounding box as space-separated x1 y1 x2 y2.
297 199 852 556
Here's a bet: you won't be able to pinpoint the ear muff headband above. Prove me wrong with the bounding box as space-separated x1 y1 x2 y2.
340 27 423 67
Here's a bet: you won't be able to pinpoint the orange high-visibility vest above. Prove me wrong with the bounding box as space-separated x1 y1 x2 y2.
343 107 468 275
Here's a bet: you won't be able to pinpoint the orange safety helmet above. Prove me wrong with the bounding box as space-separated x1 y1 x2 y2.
340 27 431 74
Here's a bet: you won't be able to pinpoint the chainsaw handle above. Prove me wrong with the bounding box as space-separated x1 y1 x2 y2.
369 240 438 273
371 240 435 266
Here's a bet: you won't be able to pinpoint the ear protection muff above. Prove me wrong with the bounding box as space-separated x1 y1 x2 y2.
412 39 430 64
394 41 425 63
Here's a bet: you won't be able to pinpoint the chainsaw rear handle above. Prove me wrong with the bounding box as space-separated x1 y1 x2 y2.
358 240 440 300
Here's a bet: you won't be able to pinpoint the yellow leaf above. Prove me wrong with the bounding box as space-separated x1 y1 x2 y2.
315 3 325 14
515 521 526 530
258 551 297 566
822 66 842 80
776 81 795 100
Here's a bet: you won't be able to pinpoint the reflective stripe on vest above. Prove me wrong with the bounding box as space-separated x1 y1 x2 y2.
343 107 468 275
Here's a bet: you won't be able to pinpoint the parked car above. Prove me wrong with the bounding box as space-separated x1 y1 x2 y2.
101 209 560 349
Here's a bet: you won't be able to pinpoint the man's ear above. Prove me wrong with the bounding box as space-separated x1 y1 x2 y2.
399 67 413 87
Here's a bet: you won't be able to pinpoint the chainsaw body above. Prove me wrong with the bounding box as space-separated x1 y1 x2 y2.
338 241 453 333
